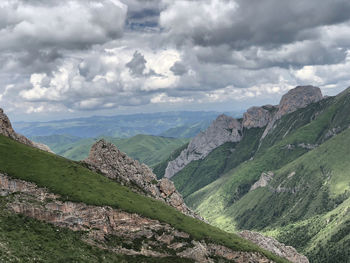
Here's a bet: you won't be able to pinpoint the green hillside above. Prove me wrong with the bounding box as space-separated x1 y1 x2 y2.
160 120 211 138
184 89 350 262
0 134 289 263
171 127 264 198
31 134 188 167
0 201 193 263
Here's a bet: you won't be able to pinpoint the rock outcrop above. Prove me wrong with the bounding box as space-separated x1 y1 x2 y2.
0 108 53 153
250 171 275 191
239 231 309 263
0 173 275 263
262 86 323 139
83 140 201 220
164 114 242 178
243 106 276 129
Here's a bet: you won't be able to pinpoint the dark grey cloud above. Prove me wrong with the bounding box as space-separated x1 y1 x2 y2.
0 0 127 52
160 0 350 49
170 62 188 76
126 51 147 76
122 0 161 31
2 0 350 120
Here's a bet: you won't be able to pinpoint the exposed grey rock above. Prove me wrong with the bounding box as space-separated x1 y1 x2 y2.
324 127 342 140
32 141 55 153
243 106 275 129
297 143 318 150
262 86 323 139
165 114 242 178
0 107 53 153
0 173 277 263
83 140 201 220
250 172 275 191
239 231 309 263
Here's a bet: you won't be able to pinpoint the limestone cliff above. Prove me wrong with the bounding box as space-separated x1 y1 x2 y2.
83 139 201 220
164 114 242 178
0 108 53 153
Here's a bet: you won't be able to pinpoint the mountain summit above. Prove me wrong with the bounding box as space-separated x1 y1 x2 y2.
163 86 324 179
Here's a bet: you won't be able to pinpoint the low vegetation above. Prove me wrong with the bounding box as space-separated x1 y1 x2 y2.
0 134 289 263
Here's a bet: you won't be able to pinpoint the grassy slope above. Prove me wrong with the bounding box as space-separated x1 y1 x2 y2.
0 199 192 263
0 135 289 263
160 120 211 138
187 91 350 262
153 143 189 179
171 127 264 199
109 135 189 167
31 134 188 167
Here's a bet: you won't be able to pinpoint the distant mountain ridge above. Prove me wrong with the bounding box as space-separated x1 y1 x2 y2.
30 134 189 166
14 111 236 138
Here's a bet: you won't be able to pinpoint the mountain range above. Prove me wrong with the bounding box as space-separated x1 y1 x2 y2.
13 111 235 138
1 85 350 262
156 86 350 262
0 107 304 262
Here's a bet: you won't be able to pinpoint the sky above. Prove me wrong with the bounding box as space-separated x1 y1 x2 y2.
1 0 350 121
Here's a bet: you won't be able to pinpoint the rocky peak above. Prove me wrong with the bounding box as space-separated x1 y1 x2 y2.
84 139 201 219
0 107 53 153
276 86 323 119
262 86 323 139
243 106 276 129
164 114 242 178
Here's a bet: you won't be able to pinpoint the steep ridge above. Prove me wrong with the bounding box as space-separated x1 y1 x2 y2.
0 111 295 262
83 139 200 219
0 173 275 262
0 108 53 153
159 86 324 199
164 115 243 178
261 86 323 139
186 87 350 262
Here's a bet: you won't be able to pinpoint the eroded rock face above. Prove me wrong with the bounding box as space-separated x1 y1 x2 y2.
243 106 275 129
0 108 53 153
163 86 323 179
250 172 275 191
0 173 276 263
239 231 309 263
165 114 242 178
262 86 323 139
83 140 201 219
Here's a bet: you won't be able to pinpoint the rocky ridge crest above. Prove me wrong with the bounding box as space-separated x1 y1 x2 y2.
0 108 53 153
0 173 276 263
83 139 201 220
261 86 323 139
164 114 243 178
164 86 323 178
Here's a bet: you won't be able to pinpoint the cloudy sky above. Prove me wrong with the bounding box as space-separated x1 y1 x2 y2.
1 0 350 121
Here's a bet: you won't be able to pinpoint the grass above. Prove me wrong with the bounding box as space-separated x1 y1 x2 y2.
0 135 289 263
185 92 350 263
0 198 194 263
153 142 189 179
167 127 264 198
